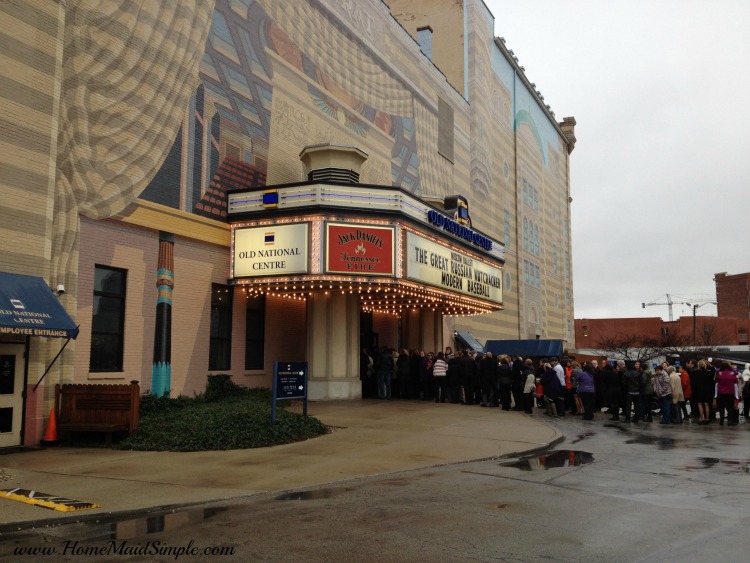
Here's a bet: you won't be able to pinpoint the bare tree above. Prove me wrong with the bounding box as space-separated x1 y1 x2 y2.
592 333 660 364
696 322 732 346
592 329 692 365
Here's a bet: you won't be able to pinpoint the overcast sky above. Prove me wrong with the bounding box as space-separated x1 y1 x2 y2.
483 0 750 321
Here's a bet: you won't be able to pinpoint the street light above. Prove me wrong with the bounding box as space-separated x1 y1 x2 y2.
686 302 717 346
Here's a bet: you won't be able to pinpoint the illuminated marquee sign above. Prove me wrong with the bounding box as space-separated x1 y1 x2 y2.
325 223 395 275
406 232 502 304
233 223 309 278
426 210 492 251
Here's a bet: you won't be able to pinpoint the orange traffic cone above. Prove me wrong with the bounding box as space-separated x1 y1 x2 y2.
40 407 60 447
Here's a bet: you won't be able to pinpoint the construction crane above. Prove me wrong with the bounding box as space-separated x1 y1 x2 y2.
641 294 714 322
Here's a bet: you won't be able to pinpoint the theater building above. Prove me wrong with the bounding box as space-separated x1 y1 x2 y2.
0 0 575 447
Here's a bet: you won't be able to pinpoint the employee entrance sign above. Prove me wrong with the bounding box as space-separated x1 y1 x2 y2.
271 361 308 422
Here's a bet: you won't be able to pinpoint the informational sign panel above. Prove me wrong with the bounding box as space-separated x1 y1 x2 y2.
271 361 308 422
274 362 308 399
233 224 309 278
405 232 503 304
325 223 395 276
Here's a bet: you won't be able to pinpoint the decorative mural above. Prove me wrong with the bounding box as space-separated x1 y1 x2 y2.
139 0 422 218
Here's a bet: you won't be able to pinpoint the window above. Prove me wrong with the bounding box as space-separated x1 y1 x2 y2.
90 266 126 372
245 295 265 370
209 284 232 370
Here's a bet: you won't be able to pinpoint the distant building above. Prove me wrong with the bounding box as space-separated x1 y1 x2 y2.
575 316 749 348
715 271 750 320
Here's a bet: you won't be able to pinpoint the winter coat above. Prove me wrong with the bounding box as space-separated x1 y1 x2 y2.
670 372 684 403
652 370 672 398
680 369 692 399
715 369 738 398
576 370 596 394
622 369 642 394
541 368 563 399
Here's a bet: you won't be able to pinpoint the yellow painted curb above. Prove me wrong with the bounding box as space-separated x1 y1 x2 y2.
0 488 100 512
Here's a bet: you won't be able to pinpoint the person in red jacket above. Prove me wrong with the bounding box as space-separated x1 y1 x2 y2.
679 364 692 421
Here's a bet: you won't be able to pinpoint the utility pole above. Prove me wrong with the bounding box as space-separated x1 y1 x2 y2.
686 301 718 346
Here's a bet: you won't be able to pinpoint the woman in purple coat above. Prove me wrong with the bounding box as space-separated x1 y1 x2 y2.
577 364 597 420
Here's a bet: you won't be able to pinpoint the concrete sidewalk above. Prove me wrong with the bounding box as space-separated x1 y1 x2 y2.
0 400 561 528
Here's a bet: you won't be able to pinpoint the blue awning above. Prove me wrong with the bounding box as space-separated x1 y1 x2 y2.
485 339 563 358
0 272 79 339
454 330 486 354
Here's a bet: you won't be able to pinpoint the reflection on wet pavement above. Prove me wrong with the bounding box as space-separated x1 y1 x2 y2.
112 507 227 540
688 457 750 474
275 486 354 500
501 450 594 471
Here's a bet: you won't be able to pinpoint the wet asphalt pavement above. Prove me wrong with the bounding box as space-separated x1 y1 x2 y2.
2 415 749 562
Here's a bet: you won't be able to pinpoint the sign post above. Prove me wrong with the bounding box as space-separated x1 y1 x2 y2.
271 361 308 423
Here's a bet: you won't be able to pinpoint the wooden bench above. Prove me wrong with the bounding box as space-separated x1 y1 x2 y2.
55 382 140 446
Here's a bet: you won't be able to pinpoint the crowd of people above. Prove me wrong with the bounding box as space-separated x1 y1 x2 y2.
360 346 750 426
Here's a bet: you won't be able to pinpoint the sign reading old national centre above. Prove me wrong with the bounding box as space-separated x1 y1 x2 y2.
233 223 309 277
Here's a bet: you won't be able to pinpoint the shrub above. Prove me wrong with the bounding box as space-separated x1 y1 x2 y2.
116 378 326 451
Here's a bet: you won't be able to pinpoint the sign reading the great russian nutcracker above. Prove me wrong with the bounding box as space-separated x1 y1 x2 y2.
325 223 395 275
406 232 502 304
233 223 309 278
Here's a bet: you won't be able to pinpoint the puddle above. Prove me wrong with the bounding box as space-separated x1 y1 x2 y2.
687 457 750 474
501 450 594 471
275 486 353 500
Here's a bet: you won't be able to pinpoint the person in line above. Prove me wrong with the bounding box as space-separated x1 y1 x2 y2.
550 357 566 417
667 366 685 423
640 363 655 422
592 360 606 412
511 356 526 411
431 352 449 403
741 363 750 421
360 347 374 399
679 362 693 421
714 360 739 426
621 360 643 423
447 353 462 404
376 346 394 400
480 352 498 407
396 349 410 399
459 349 479 405
497 356 513 410
570 361 584 416
602 363 622 421
692 359 714 424
522 359 537 414
541 362 563 417
652 366 672 425
577 363 596 420
419 352 434 401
